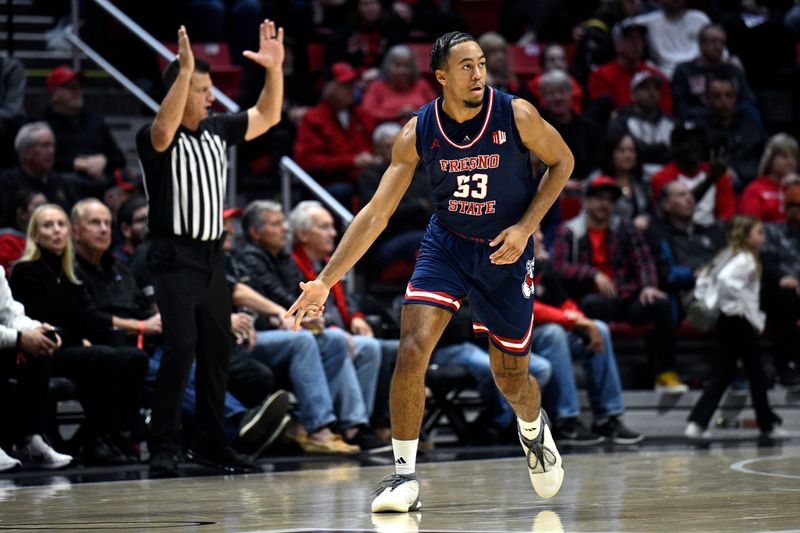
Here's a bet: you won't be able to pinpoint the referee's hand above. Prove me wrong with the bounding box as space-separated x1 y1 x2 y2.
286 280 328 331
176 25 194 73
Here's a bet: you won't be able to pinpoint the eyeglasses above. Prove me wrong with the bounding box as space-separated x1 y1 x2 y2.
33 141 55 148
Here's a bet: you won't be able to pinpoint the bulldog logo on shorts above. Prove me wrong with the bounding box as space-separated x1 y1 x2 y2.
521 259 535 299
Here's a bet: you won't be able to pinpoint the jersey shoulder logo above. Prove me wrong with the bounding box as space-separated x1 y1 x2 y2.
430 138 439 150
492 130 507 145
521 259 535 299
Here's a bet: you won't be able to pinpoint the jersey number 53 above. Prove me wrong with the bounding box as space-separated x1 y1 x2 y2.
452 173 488 199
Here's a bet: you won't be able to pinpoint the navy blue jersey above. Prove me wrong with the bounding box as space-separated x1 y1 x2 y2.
415 87 535 240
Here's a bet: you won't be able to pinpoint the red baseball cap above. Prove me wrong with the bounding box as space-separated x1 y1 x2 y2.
330 62 357 84
47 65 81 93
585 175 622 199
223 207 243 220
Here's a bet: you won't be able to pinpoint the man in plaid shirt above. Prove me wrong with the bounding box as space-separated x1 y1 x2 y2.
551 175 687 393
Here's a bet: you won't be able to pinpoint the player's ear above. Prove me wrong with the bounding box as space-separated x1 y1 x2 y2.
435 69 447 87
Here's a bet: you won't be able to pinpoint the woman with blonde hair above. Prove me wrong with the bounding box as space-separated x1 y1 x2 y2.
10 204 149 465
685 215 792 441
739 133 798 222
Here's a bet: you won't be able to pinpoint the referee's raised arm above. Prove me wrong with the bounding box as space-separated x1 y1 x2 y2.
242 19 285 141
151 25 194 152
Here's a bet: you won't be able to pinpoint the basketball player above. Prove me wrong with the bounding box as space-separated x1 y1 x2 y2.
287 32 574 512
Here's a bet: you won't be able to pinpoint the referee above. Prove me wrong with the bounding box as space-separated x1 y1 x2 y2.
137 21 284 478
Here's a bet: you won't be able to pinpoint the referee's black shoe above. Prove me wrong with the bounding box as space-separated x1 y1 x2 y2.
186 442 262 474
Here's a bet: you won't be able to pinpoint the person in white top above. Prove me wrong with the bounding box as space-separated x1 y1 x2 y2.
631 0 711 77
685 216 793 441
0 267 72 470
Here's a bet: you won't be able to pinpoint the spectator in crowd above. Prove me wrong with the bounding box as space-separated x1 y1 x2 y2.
0 56 26 172
185 0 262 65
293 61 377 209
538 70 603 182
476 32 530 98
325 0 406 78
646 180 725 318
0 122 85 219
111 195 148 264
42 66 126 188
740 133 798 223
527 44 584 114
289 201 396 445
531 229 643 446
588 20 673 120
552 176 687 393
594 130 651 230
651 123 735 228
630 0 712 77
362 44 437 125
236 200 384 451
0 190 47 275
0 264 72 471
686 216 790 441
607 70 675 174
761 182 800 391
221 209 359 455
10 204 149 465
671 23 755 122
358 122 432 283
696 75 765 190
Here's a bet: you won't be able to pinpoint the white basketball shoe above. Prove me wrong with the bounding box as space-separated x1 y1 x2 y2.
15 435 73 470
371 473 422 513
519 409 564 499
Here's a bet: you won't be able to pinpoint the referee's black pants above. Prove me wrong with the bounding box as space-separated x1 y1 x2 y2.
148 237 232 456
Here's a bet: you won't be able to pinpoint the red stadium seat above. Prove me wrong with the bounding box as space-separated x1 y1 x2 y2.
508 44 542 78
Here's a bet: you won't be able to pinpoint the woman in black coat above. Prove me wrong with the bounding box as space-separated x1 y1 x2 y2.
11 204 148 465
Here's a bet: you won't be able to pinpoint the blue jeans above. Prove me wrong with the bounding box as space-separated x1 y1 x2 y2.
251 329 337 433
532 321 625 421
146 347 245 442
430 342 552 430
316 329 370 429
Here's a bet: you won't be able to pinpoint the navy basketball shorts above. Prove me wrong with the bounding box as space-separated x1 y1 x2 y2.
404 218 535 356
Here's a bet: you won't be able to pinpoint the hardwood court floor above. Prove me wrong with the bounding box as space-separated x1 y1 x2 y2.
1 444 799 532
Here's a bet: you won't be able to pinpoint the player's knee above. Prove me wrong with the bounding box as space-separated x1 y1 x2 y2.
493 371 529 402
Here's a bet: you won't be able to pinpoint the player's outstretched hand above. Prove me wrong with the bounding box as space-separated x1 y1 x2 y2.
286 279 329 330
489 224 530 265
242 19 284 69
177 25 194 73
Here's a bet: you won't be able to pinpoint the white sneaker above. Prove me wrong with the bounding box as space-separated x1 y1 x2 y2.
519 409 564 499
15 435 72 470
371 473 422 513
0 446 21 472
684 422 710 440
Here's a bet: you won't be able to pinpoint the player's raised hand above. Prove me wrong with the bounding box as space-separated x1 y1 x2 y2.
489 224 531 265
177 25 194 73
243 19 285 69
286 279 329 330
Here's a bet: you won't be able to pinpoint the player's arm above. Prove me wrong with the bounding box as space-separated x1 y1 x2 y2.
243 20 284 141
151 26 193 153
489 99 574 265
513 98 573 235
285 117 420 326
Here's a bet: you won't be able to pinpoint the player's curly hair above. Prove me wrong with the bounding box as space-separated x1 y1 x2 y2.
429 31 477 73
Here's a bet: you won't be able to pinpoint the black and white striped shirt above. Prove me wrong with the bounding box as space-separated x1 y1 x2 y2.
136 112 247 241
